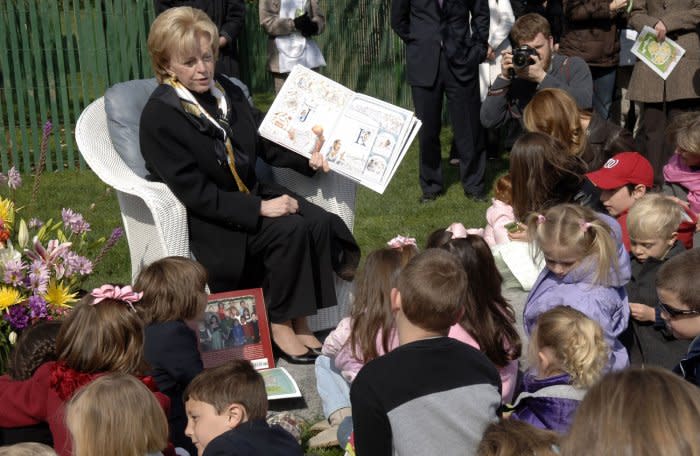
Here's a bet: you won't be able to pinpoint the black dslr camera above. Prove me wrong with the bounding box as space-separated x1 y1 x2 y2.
508 45 538 78
512 45 537 69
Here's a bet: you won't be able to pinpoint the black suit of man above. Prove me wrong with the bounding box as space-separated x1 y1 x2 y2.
392 0 489 199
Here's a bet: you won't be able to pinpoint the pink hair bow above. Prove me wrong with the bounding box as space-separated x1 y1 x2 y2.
90 284 143 311
446 222 468 239
387 235 417 249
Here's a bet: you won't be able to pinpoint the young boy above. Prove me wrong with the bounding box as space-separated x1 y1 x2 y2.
623 194 689 368
183 360 302 456
585 152 654 251
586 151 697 251
657 248 700 387
350 249 501 456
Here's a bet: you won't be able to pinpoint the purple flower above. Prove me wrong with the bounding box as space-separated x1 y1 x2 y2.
7 167 21 190
42 121 53 137
63 252 93 277
4 305 29 331
28 260 50 295
61 208 90 235
3 259 25 287
28 295 48 320
28 218 44 229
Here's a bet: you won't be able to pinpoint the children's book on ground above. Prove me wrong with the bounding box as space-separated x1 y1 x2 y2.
631 25 685 80
193 288 301 399
258 65 421 194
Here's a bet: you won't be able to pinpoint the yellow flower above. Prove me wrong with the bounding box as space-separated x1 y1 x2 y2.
0 198 15 230
44 281 77 307
0 286 22 311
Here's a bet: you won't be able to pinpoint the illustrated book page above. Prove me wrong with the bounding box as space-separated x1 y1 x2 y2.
258 65 420 194
260 367 302 400
631 25 685 80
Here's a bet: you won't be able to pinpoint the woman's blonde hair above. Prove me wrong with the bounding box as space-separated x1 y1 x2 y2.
561 367 700 456
134 256 208 324
66 373 168 456
147 6 219 82
56 291 146 374
523 88 587 158
530 306 608 388
477 419 560 456
527 204 619 286
0 443 57 456
627 193 682 241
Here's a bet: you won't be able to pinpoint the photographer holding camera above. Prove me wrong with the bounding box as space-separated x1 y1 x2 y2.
480 13 592 135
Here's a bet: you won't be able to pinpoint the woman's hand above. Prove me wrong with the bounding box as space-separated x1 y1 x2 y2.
260 195 299 217
309 150 330 173
654 21 667 41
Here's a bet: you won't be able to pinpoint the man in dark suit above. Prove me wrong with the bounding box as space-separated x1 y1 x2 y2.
391 0 490 202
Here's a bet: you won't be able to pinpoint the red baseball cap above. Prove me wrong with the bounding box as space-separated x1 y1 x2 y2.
585 152 654 190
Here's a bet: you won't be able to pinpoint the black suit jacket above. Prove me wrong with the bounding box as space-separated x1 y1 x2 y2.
391 0 490 86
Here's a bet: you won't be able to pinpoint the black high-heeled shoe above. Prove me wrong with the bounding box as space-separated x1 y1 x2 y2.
272 341 318 364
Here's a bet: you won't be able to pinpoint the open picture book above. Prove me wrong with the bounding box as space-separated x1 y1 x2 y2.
195 288 301 400
258 65 421 194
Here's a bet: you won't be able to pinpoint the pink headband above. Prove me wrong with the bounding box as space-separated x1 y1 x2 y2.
387 235 417 249
446 222 468 239
90 284 143 311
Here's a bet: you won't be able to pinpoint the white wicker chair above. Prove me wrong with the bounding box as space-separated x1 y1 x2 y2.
75 78 356 330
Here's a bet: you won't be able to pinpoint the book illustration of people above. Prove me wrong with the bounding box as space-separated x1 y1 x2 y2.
259 65 420 193
197 289 274 370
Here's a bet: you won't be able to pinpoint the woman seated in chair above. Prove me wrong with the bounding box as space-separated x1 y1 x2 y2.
139 6 359 364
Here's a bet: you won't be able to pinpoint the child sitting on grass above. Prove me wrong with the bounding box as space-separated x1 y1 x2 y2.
350 249 501 456
654 248 700 387
183 360 303 455
623 194 689 368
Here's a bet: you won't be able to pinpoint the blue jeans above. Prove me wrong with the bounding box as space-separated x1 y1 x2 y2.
315 355 351 419
591 66 617 120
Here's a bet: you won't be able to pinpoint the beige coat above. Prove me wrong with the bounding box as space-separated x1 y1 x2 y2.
259 0 325 73
628 0 700 102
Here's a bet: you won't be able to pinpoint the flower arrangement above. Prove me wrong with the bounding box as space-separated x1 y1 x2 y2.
0 121 123 372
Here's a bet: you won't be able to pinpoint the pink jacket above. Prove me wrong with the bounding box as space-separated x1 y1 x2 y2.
664 153 700 214
483 199 516 247
322 317 518 403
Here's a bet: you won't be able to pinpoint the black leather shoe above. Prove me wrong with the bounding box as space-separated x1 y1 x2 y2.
464 190 488 202
420 192 441 204
273 342 318 364
305 345 323 356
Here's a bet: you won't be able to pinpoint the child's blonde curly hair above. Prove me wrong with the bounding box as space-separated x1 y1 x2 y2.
530 306 608 389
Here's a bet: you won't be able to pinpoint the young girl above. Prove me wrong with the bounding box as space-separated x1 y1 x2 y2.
0 286 170 456
133 256 208 455
1 321 62 447
663 112 700 216
483 174 516 246
439 236 522 402
312 237 476 448
66 373 169 456
511 306 608 433
524 204 631 370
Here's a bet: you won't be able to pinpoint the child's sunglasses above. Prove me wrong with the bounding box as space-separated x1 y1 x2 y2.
659 301 700 318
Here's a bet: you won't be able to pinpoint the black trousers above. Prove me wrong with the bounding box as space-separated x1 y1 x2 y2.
245 196 344 323
411 50 485 195
636 98 699 186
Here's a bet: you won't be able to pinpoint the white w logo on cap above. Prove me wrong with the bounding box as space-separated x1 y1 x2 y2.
603 158 619 169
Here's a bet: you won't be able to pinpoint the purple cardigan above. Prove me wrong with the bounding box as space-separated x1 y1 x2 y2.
510 373 585 433
524 213 631 370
